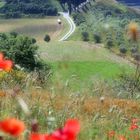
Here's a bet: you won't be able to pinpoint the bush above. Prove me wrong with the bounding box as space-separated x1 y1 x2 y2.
130 47 138 54
44 34 51 42
0 33 49 72
106 39 114 49
133 53 140 61
81 31 89 41
119 46 127 54
31 38 37 44
93 32 101 43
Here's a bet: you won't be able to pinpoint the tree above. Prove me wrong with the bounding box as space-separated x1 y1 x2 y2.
93 33 101 43
119 46 127 54
81 31 89 41
0 33 44 71
44 34 51 42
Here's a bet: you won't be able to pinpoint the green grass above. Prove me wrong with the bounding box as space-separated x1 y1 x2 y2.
39 41 132 64
51 61 131 81
40 41 134 90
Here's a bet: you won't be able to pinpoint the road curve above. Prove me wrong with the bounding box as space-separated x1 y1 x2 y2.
59 12 76 41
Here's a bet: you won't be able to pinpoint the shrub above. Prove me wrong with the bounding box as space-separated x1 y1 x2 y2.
106 39 114 49
93 32 101 43
81 31 89 41
31 38 37 44
106 34 114 49
44 34 51 42
119 46 127 54
0 33 49 72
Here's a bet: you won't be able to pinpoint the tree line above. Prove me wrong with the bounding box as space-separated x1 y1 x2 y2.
0 0 58 18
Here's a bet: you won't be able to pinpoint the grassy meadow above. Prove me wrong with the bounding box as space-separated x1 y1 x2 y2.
0 4 140 140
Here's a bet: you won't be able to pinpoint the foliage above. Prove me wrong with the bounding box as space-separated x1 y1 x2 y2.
0 33 50 73
119 46 127 54
72 13 85 26
93 32 101 43
44 34 51 42
0 0 59 17
81 31 89 41
72 0 140 52
105 36 114 49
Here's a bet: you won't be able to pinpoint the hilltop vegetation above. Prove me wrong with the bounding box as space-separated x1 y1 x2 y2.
0 0 61 18
72 0 140 56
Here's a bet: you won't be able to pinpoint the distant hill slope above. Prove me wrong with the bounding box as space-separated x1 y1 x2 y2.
0 0 62 18
71 0 140 43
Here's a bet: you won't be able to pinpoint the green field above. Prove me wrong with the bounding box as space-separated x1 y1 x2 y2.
39 41 133 90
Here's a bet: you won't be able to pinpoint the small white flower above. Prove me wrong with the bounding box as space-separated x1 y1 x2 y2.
100 96 105 102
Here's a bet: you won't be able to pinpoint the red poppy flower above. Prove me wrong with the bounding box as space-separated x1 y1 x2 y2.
0 118 25 137
29 133 49 140
108 130 115 138
129 123 139 131
50 119 80 140
0 53 13 71
119 135 127 140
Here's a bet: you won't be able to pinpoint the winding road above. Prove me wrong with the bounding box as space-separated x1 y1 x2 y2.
59 12 76 41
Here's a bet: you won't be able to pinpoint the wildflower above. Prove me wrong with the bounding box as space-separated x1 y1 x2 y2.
0 53 13 71
128 22 139 41
50 119 80 140
100 96 105 103
129 123 139 131
119 135 127 140
0 118 25 137
29 133 48 140
108 130 115 138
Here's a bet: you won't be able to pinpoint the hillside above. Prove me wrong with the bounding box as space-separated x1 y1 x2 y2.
0 0 140 140
71 0 140 61
72 0 140 40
